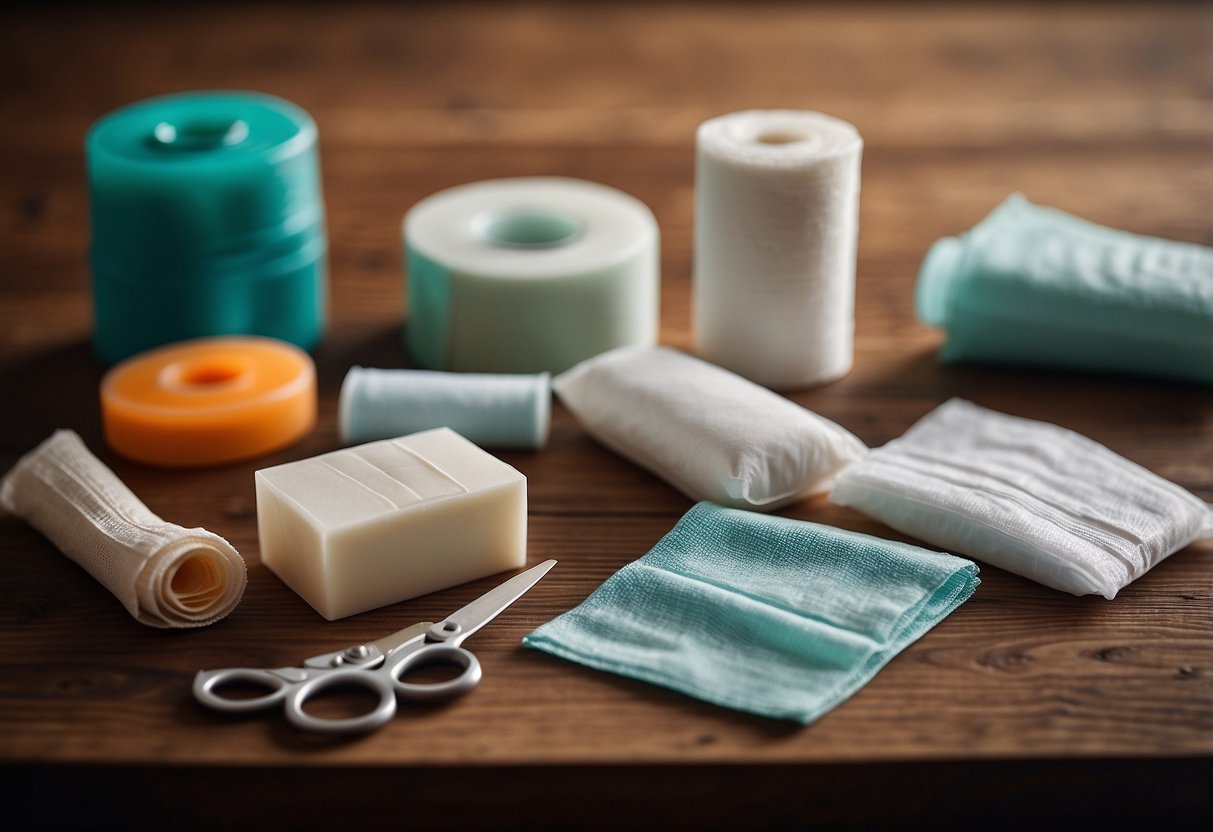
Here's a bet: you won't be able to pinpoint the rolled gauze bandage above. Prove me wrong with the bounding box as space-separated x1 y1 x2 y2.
0 430 246 628
917 194 1213 385
339 366 551 449
694 110 863 390
405 177 660 374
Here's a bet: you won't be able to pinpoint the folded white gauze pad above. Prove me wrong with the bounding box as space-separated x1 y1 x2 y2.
694 110 863 390
553 346 868 510
0 430 246 627
831 399 1213 599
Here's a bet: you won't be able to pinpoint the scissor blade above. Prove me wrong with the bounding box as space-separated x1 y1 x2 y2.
443 559 557 641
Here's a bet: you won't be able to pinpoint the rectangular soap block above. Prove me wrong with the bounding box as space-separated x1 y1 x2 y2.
255 427 527 620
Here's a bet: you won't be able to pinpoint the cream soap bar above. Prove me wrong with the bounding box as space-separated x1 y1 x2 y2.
255 427 527 620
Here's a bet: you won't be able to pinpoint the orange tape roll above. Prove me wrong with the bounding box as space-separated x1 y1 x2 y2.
101 337 316 467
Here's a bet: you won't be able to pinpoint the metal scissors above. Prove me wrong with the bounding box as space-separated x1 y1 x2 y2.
193 559 556 734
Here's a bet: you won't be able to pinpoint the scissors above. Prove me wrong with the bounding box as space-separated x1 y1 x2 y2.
193 559 556 734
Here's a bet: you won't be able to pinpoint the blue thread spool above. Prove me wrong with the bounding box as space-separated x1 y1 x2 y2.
87 91 328 365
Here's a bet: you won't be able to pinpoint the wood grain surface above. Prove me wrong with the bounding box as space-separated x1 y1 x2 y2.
1 1 1211 828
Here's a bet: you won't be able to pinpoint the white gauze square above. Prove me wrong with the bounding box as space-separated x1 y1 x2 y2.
553 346 868 510
830 399 1213 599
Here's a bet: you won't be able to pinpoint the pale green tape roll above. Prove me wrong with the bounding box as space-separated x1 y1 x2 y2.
404 177 660 374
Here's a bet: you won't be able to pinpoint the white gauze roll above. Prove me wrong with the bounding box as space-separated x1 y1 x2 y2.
405 177 660 375
0 430 246 628
339 366 551 449
694 110 863 390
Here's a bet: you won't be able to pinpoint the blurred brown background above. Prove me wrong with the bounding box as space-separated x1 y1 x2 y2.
1 3 1210 829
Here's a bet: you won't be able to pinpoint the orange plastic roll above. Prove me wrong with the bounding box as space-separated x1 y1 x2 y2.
101 337 316 467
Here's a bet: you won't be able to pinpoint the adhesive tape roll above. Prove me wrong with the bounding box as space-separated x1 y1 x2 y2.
87 91 328 366
694 110 863 390
404 177 660 374
100 337 316 467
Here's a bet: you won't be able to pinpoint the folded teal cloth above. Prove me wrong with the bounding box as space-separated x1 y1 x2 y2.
523 502 979 724
917 194 1213 385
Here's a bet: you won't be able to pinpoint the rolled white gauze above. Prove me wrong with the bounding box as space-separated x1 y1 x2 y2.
554 346 869 510
339 366 551 449
405 177 660 374
0 430 246 628
694 110 863 390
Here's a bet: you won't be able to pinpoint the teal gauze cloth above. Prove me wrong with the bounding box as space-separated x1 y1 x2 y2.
916 194 1213 385
523 502 979 724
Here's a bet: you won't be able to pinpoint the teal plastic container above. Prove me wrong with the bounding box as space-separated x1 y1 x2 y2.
917 194 1213 385
87 91 327 365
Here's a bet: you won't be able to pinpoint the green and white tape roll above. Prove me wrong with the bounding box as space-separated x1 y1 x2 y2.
404 177 660 374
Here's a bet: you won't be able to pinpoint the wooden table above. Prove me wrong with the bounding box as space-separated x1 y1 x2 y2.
2 2 1210 828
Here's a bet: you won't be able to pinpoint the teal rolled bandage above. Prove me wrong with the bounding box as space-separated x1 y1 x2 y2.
523 502 979 724
917 194 1213 384
87 91 328 365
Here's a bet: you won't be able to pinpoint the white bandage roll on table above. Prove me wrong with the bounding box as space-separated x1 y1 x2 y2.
0 430 246 628
405 177 660 375
339 366 551 449
694 110 863 390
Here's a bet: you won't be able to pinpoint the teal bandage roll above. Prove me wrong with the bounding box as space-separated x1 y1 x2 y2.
404 178 660 374
339 366 551 450
917 194 1213 384
87 91 328 365
524 502 979 724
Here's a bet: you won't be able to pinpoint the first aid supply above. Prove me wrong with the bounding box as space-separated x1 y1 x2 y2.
195 560 555 735
255 428 527 620
101 336 316 467
694 110 863 390
553 346 868 510
87 91 327 364
831 399 1213 599
525 502 979 723
917 194 1213 384
339 366 550 450
405 177 659 374
0 430 246 627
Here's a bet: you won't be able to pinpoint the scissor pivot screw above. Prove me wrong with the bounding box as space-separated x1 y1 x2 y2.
343 645 371 660
429 621 462 641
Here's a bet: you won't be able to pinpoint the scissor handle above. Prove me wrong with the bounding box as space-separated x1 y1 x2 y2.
193 667 296 714
388 643 482 702
283 668 397 735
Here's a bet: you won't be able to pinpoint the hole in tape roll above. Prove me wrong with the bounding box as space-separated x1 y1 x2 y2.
755 129 808 146
478 210 583 249
160 356 251 391
150 118 249 151
182 362 245 386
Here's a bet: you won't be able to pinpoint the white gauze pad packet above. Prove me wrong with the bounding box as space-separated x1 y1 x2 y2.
830 399 1213 599
553 346 868 510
